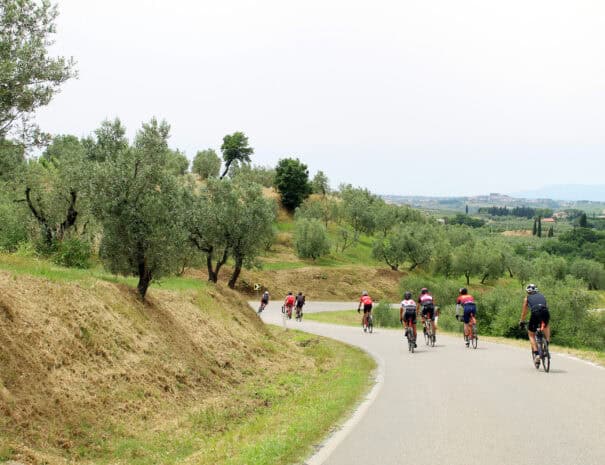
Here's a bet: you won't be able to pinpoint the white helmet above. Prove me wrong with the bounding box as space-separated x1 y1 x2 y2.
525 283 537 294
362 290 368 296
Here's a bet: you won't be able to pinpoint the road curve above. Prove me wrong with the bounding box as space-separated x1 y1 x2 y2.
251 301 605 465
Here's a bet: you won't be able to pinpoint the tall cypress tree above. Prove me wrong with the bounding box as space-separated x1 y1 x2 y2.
532 218 537 236
537 217 542 237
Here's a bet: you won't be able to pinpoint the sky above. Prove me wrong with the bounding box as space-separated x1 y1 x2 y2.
36 0 605 197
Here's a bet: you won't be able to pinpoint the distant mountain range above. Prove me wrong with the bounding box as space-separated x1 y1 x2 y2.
511 185 605 202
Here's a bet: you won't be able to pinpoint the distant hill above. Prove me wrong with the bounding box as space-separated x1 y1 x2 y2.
511 185 605 202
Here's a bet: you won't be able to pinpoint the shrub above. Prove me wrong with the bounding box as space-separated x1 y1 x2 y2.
294 219 330 260
52 238 92 269
372 301 400 328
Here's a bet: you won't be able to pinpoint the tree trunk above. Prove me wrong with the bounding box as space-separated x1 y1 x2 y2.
57 191 78 240
408 262 418 271
206 253 218 282
228 256 243 289
137 260 152 300
25 187 53 247
507 266 514 278
219 161 231 180
481 274 488 284
465 272 470 285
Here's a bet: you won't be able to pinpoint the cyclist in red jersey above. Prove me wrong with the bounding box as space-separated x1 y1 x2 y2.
283 291 295 319
357 290 373 332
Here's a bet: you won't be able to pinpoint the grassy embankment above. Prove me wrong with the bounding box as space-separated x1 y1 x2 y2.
0 254 374 465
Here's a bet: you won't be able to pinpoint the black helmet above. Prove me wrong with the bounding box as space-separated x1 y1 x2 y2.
420 287 428 294
459 287 467 295
404 291 412 300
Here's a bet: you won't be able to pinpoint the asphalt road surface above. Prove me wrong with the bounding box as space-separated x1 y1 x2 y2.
251 301 605 465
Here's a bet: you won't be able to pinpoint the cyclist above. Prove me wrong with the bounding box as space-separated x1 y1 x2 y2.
456 288 477 347
400 291 418 347
417 288 436 341
357 290 373 332
295 291 305 320
519 284 550 367
258 290 270 313
283 291 295 319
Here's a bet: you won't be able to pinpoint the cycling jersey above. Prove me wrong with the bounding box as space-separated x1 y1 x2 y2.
285 295 295 306
360 295 373 312
457 294 476 324
527 292 549 332
261 292 269 304
295 294 305 308
401 299 417 324
419 293 435 319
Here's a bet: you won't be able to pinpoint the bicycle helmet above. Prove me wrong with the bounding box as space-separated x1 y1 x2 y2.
362 290 368 296
404 291 412 300
420 287 428 294
459 287 468 295
525 284 537 294
288 291 293 295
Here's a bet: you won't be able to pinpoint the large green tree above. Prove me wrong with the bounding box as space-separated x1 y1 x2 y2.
275 157 312 211
187 178 276 288
219 131 253 179
92 118 188 300
0 0 76 144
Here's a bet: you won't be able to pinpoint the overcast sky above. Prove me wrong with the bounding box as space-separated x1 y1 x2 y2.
37 0 605 196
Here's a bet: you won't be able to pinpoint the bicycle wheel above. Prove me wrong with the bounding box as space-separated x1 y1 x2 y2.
541 340 550 372
368 315 373 333
424 325 430 345
471 325 478 349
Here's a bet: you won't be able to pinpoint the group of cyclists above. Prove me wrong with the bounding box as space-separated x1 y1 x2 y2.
357 284 550 364
259 283 551 367
258 290 306 321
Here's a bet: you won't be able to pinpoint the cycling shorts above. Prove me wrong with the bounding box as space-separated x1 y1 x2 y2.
403 311 416 325
363 303 373 313
463 307 476 324
421 307 435 320
528 307 550 332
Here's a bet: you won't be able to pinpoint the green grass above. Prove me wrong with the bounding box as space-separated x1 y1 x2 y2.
75 329 374 465
0 253 206 292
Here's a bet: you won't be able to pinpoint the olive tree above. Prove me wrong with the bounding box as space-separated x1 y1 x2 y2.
92 118 188 300
19 144 88 248
294 218 330 260
192 148 221 180
1 0 76 144
187 178 276 288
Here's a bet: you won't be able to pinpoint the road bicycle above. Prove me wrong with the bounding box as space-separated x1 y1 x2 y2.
258 301 267 314
404 324 415 353
532 321 550 372
469 316 478 349
423 319 436 347
295 306 303 322
364 313 373 333
456 314 477 349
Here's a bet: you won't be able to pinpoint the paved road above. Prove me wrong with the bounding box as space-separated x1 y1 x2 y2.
251 301 605 465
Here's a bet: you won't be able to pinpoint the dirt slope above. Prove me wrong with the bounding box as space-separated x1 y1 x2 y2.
0 272 305 464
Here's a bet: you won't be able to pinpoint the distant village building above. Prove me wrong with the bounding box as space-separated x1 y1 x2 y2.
542 217 555 223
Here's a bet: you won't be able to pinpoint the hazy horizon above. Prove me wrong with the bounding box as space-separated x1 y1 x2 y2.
37 0 605 196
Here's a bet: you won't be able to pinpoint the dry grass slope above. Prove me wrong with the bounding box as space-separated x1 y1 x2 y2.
0 271 311 464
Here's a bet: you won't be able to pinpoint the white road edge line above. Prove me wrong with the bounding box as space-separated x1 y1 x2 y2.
304 348 385 465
